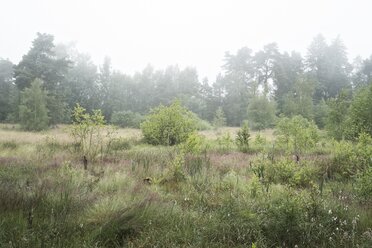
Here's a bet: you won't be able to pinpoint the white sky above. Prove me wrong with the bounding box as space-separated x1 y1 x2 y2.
0 0 371 80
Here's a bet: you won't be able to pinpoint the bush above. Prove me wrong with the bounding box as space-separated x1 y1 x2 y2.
69 104 116 161
347 84 372 139
252 134 267 152
216 132 234 154
193 116 213 131
275 115 319 154
110 111 144 128
329 133 372 180
355 167 372 203
181 133 210 176
266 160 296 185
236 121 251 153
140 100 197 146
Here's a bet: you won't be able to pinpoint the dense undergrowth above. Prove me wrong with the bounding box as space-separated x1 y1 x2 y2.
0 126 371 247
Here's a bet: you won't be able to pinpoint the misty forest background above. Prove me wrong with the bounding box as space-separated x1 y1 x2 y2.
1 32 372 138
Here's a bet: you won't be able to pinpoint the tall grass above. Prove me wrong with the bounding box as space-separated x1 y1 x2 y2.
0 126 371 247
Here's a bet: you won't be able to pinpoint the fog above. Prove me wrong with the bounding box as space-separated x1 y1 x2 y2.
1 0 371 79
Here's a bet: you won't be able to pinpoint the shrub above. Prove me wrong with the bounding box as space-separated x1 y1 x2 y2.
181 133 210 176
275 115 319 154
259 158 320 188
266 160 296 185
326 90 351 140
140 100 197 146
291 164 320 188
347 84 372 139
253 133 267 152
217 132 234 154
193 116 213 131
110 111 144 128
69 104 116 161
329 133 372 180
355 167 372 203
236 121 251 153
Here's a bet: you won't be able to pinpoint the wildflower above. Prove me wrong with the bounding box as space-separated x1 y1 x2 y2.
328 209 332 214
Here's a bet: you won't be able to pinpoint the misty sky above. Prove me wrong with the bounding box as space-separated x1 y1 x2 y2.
1 0 371 80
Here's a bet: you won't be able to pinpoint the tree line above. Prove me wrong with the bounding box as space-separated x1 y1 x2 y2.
0 33 371 138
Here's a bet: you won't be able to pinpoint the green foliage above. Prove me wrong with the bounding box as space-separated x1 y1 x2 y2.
47 94 68 125
14 33 70 91
212 106 226 128
347 84 372 138
275 115 319 154
314 99 329 129
236 121 251 153
110 110 144 128
216 132 234 153
19 79 49 131
182 133 210 176
264 162 313 189
0 58 17 122
247 96 276 130
69 104 115 161
253 133 267 152
329 133 372 180
281 76 315 120
191 113 213 131
14 33 69 125
291 164 320 188
181 132 207 155
355 167 372 203
326 90 351 140
141 100 197 146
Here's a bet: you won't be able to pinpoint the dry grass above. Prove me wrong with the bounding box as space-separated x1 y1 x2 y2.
0 124 275 145
0 124 142 145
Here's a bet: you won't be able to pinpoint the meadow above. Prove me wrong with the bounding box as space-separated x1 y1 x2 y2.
0 124 371 247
